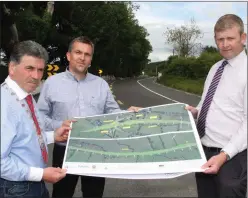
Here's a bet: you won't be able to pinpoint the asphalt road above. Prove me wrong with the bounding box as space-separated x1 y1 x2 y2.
40 77 202 197
113 77 201 109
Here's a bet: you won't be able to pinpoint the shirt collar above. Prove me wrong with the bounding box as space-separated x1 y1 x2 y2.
65 67 90 81
5 76 28 100
226 50 246 67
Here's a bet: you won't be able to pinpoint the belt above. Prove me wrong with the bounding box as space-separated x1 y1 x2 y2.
203 145 222 153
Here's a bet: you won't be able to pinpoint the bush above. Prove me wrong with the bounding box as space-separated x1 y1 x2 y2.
165 56 196 78
164 51 222 79
157 51 222 94
167 55 178 65
198 51 222 71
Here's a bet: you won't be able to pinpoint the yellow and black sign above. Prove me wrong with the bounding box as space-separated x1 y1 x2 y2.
98 69 103 76
47 64 59 77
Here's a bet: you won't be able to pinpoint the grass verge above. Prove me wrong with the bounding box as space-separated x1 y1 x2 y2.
157 75 205 95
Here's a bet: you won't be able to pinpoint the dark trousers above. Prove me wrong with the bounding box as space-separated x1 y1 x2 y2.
196 146 247 198
52 144 105 198
0 178 49 198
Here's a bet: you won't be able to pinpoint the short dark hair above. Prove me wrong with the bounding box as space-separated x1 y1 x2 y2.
68 36 94 55
10 40 49 64
214 14 244 35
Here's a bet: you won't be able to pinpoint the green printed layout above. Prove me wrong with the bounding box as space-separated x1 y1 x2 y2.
65 103 201 163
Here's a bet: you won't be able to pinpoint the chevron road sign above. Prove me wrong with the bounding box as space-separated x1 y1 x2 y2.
98 69 103 76
47 64 59 77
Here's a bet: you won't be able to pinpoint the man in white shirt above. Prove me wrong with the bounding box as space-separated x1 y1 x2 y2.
186 14 247 198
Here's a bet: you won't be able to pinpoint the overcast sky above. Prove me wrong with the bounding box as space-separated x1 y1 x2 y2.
133 2 247 62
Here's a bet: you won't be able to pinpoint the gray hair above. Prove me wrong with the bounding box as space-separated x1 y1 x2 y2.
9 40 49 64
214 14 244 35
68 36 94 55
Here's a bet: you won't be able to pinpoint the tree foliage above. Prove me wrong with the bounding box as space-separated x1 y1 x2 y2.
1 1 152 77
146 46 222 80
202 45 218 53
164 18 203 58
162 50 222 79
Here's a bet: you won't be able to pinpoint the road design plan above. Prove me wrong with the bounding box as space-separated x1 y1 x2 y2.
63 103 207 176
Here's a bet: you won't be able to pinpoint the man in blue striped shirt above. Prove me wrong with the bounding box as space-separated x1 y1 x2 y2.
1 41 71 198
38 36 140 198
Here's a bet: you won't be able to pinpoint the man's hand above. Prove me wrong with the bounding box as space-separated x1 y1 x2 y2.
54 125 71 142
54 119 77 142
185 105 198 119
201 152 227 174
42 167 67 183
127 106 142 112
62 119 77 127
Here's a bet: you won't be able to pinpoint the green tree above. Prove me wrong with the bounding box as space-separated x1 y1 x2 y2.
164 18 203 58
1 2 152 77
202 45 218 53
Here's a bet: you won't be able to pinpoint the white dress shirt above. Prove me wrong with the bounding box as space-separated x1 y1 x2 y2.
196 50 247 159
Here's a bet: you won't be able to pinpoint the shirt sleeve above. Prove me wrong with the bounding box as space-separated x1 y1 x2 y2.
37 80 63 131
28 167 44 181
102 80 122 114
222 84 247 159
45 131 55 144
0 102 39 181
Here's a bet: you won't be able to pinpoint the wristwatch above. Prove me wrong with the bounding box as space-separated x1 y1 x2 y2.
221 150 230 161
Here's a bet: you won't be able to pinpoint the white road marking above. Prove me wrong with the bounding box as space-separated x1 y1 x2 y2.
137 78 180 103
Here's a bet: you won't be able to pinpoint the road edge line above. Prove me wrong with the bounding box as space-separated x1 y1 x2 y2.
137 78 181 103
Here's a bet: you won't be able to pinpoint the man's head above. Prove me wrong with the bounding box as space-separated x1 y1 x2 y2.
8 40 48 93
214 14 246 60
66 36 94 77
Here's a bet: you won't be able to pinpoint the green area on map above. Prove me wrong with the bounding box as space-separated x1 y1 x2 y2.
65 103 201 163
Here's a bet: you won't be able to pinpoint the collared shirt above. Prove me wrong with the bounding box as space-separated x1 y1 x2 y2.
197 50 247 159
1 76 54 182
37 69 121 146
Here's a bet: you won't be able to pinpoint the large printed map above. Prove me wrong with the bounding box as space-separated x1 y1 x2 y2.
63 103 206 177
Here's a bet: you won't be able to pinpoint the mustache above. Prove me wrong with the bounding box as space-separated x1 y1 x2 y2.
28 79 39 84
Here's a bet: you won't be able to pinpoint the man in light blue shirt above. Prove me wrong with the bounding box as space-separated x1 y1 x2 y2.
38 36 140 198
1 40 71 198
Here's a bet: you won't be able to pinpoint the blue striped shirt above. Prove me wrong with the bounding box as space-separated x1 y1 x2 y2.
37 69 121 146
